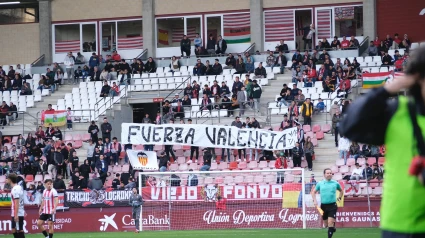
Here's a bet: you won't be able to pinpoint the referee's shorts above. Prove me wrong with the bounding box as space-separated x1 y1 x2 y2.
320 203 338 220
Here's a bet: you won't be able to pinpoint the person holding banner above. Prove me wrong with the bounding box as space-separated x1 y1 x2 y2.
129 187 143 233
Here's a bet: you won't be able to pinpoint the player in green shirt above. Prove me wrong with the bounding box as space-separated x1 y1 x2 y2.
340 46 425 237
311 168 343 238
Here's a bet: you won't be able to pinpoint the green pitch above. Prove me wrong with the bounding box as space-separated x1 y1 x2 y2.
24 228 381 238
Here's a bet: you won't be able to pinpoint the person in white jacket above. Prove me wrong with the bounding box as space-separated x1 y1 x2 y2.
338 135 350 165
64 52 75 84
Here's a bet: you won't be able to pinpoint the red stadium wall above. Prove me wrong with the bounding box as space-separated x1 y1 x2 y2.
376 0 425 42
0 199 380 234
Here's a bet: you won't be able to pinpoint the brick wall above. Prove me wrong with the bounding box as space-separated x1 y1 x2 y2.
0 23 40 65
52 0 143 22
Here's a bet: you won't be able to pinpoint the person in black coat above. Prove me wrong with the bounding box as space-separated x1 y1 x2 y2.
223 53 236 69
144 57 157 73
212 59 223 75
292 142 303 167
274 52 288 74
79 159 91 179
216 35 227 55
180 35 191 57
206 34 216 55
88 121 100 143
90 67 101 81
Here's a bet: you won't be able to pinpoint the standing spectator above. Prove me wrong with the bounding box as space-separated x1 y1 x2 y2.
301 24 315 50
274 51 287 74
275 153 287 183
216 35 227 55
101 117 112 143
251 80 262 113
338 135 350 165
111 137 121 166
187 119 199 163
64 52 75 83
79 159 91 180
206 34 216 55
332 111 341 146
53 174 66 191
292 142 303 167
304 137 314 171
95 155 108 184
367 41 378 56
88 121 99 144
300 98 313 126
53 147 64 177
232 76 243 95
66 107 73 131
237 86 247 117
88 173 103 190
89 53 99 70
180 35 191 57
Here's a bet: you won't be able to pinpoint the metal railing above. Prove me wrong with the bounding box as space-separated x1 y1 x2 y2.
31 54 45 67
136 49 148 61
244 42 256 55
0 111 41 134
358 36 370 56
94 85 128 118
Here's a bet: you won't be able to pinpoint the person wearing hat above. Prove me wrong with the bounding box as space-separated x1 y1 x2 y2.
171 93 182 104
212 59 223 75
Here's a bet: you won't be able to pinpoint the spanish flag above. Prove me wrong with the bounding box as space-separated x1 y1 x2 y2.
158 29 169 45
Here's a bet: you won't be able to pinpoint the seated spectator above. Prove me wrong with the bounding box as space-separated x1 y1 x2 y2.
53 174 66 191
182 94 191 107
100 68 111 81
204 60 214 75
90 67 101 81
212 59 223 75
330 36 340 49
206 34 216 55
370 145 382 164
362 163 373 180
202 84 211 97
169 56 180 72
277 39 289 53
266 51 275 67
200 94 212 111
337 77 351 98
349 141 361 162
304 77 313 88
245 57 254 73
253 63 267 79
350 36 360 48
144 57 156 73
292 67 302 84
350 163 363 185
234 55 246 74
109 82 119 97
392 33 401 49
220 81 231 98
0 101 10 126
323 76 335 93
183 84 193 99
381 51 393 66
193 59 205 76
111 50 121 61
321 38 331 49
195 46 206 57
75 52 85 64
339 36 349 49
377 41 387 56
88 173 103 189
210 80 221 97
100 81 111 97
230 95 239 117
118 69 130 85
6 102 17 125
200 150 212 171
173 101 184 119
12 74 22 91
372 163 383 180
158 151 169 172
314 98 325 114
112 173 120 189
223 53 236 69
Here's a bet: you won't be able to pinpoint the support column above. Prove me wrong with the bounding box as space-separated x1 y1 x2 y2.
142 0 156 58
250 0 264 51
38 0 52 64
363 0 376 41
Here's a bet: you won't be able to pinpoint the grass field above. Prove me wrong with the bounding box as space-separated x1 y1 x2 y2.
23 228 381 238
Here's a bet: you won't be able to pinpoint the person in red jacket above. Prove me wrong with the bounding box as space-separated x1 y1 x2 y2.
337 78 351 98
216 196 227 210
307 65 317 84
275 152 288 183
340 36 350 49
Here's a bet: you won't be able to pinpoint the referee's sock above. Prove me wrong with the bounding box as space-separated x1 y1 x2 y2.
49 233 53 238
13 232 17 238
42 230 48 237
328 227 335 238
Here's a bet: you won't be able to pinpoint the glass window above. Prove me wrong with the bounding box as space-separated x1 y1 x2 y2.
82 24 96 52
186 17 201 44
101 22 117 53
117 20 143 50
54 24 80 54
157 18 184 48
0 7 38 24
335 6 363 37
205 16 222 42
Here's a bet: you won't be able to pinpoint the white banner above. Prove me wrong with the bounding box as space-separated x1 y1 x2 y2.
127 150 159 170
121 123 297 150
